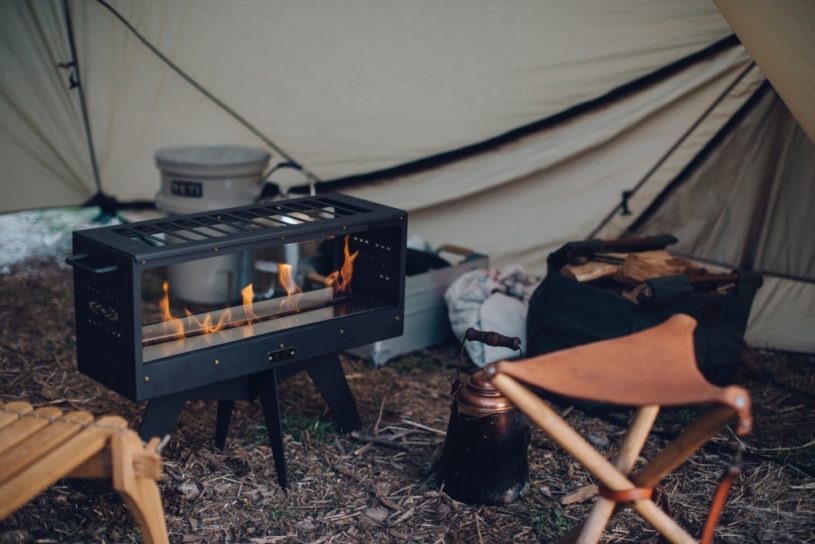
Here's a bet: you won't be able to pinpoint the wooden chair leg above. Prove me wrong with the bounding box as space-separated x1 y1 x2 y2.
573 405 660 544
492 374 696 544
111 432 169 544
632 405 735 488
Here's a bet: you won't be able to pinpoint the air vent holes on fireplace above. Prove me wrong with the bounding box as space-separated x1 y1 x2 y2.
84 284 123 339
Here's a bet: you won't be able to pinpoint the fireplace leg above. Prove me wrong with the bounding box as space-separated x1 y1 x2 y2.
259 369 288 490
307 354 361 433
215 400 235 450
139 394 187 440
137 355 358 489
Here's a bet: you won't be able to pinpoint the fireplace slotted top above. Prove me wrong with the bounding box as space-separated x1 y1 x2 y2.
77 193 405 262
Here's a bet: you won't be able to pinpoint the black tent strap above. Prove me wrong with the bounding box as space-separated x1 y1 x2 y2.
300 34 741 193
669 253 815 287
91 0 320 186
589 62 758 239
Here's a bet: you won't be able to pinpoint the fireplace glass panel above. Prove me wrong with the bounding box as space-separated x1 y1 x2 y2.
140 228 399 362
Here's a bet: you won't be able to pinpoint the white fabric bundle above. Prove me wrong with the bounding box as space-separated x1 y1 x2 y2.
445 266 539 366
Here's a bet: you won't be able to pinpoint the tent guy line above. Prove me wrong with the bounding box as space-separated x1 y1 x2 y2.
626 82 771 236
588 62 757 240
90 0 320 187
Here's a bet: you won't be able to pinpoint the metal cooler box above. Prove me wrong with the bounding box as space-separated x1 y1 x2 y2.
347 245 488 366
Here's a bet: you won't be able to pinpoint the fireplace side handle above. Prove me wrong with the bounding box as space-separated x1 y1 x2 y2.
65 253 119 275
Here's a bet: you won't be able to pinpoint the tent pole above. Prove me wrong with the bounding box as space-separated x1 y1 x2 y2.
62 0 103 197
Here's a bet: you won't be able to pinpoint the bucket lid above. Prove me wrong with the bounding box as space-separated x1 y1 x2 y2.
155 145 270 170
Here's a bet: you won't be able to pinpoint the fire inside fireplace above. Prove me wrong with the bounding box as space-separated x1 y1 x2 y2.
139 233 387 362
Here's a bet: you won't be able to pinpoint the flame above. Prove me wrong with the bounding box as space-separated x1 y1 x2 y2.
278 263 303 311
184 307 232 335
239 284 257 337
325 235 359 295
160 281 185 340
241 284 258 323
152 234 361 348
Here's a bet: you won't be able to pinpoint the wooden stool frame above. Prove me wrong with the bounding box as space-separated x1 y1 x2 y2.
492 375 741 543
0 401 169 544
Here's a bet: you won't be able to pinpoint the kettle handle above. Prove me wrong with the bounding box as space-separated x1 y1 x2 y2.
464 328 521 351
451 328 523 395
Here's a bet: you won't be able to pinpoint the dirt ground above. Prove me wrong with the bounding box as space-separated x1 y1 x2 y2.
1 261 814 543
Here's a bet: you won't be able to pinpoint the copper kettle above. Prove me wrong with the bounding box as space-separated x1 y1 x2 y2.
435 328 529 505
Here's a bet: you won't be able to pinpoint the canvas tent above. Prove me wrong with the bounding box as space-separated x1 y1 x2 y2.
0 1 813 352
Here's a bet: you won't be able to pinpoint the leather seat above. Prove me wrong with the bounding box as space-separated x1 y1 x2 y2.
490 314 751 436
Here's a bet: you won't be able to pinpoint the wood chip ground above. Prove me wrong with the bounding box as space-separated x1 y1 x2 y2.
1 262 814 543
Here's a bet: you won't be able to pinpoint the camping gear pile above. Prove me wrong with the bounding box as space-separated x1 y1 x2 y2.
3 2 813 353
445 266 539 366
527 235 762 384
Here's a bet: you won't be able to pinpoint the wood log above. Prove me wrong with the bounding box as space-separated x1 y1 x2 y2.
614 251 699 284
561 262 620 283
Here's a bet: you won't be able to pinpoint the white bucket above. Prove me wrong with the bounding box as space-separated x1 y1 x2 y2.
155 145 271 305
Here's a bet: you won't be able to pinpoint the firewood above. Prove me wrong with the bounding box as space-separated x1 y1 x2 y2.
561 484 599 505
593 252 629 264
561 262 620 283
614 251 697 284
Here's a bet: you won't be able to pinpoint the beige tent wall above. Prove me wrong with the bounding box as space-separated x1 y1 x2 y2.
595 65 765 240
629 91 815 352
629 91 814 279
715 0 815 145
747 277 815 352
0 2 96 208
0 0 732 211
348 46 754 271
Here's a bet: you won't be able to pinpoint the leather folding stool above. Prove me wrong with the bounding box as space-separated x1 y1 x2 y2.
485 314 752 544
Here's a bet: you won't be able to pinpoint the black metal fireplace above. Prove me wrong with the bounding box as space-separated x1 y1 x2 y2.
67 193 406 487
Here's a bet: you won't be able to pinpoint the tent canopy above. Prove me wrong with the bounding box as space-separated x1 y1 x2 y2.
0 0 813 351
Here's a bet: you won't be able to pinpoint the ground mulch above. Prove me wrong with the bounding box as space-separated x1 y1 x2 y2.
1 261 814 543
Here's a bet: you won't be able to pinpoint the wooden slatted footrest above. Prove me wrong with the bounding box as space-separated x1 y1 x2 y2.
0 401 169 544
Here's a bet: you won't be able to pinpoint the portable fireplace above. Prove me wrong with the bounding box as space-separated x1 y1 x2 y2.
67 193 406 487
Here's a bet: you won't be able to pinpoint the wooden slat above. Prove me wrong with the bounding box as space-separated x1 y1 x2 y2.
0 415 128 520
0 401 34 430
0 407 63 456
67 447 113 479
0 411 95 486
632 405 735 487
